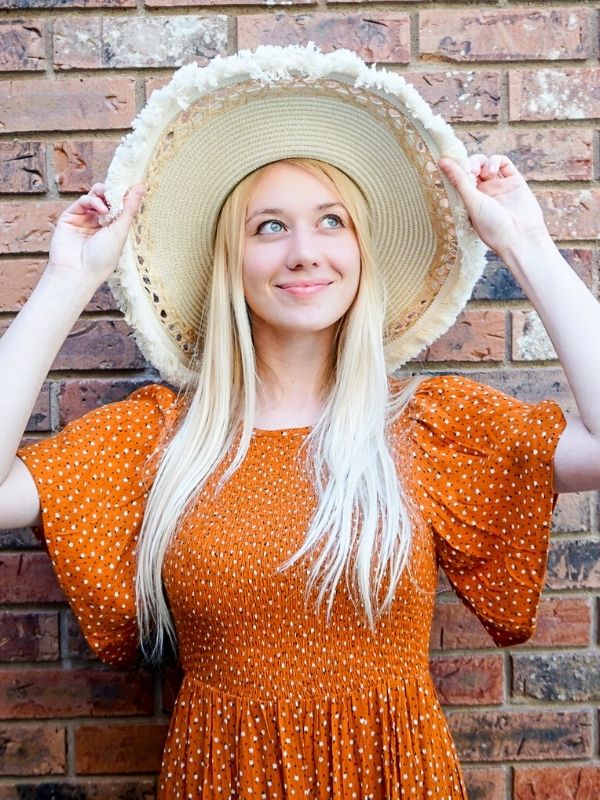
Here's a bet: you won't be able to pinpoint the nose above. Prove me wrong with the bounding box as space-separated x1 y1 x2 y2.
284 227 321 270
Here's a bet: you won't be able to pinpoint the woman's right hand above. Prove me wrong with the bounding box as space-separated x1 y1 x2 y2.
46 182 146 290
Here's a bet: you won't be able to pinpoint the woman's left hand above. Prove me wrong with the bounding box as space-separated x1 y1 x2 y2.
438 154 550 258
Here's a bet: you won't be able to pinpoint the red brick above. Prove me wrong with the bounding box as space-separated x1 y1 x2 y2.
414 310 505 363
238 13 410 64
161 663 183 715
419 9 591 63
0 552 65 603
0 259 116 313
405 70 501 122
65 609 97 660
510 68 600 121
462 767 504 800
145 74 171 100
514 765 600 799
0 77 136 133
0 725 65 775
54 139 119 193
464 128 593 182
431 600 497 650
536 189 600 241
75 723 169 773
0 200 64 254
0 21 45 71
147 0 308 7
513 653 600 702
0 611 59 661
58 378 149 426
465 367 573 409
447 709 592 761
0 527 41 550
52 319 146 371
1 0 134 6
528 598 591 648
54 16 227 70
0 668 153 719
0 142 47 192
430 655 503 705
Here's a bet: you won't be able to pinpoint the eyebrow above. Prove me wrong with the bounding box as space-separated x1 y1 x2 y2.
245 202 346 225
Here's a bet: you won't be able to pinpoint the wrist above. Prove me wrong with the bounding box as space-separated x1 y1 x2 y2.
498 228 559 273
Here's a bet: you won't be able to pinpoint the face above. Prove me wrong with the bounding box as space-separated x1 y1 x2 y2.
242 162 361 340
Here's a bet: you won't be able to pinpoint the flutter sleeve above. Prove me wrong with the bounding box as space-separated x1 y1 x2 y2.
407 374 566 646
17 384 177 665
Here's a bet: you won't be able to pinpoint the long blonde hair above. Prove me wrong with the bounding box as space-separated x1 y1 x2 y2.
136 158 416 660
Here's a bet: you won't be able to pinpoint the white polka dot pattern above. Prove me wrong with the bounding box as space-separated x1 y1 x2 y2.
17 375 566 798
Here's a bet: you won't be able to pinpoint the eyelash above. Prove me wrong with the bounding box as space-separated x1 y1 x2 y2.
256 214 344 235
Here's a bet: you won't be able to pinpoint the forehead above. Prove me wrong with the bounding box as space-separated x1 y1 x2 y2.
248 162 339 206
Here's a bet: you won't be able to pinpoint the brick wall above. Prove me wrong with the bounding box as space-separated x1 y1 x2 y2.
1 2 599 798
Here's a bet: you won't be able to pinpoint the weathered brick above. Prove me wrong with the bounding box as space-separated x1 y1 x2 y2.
419 9 591 63
404 70 501 122
472 249 593 301
465 367 573 409
0 782 155 800
0 527 41 549
0 201 64 254
0 20 45 71
54 139 119 193
0 0 134 7
464 129 593 182
513 653 600 703
514 765 600 799
552 492 592 535
27 379 51 432
512 310 557 362
414 310 505 362
58 378 152 426
510 68 600 121
54 16 227 70
0 78 136 133
536 189 600 241
0 725 65 776
462 767 504 800
52 320 146 371
75 723 169 773
0 611 59 661
0 668 153 719
430 655 503 704
65 609 97 660
0 142 46 193
0 552 65 603
238 13 410 64
447 709 592 761
546 539 600 591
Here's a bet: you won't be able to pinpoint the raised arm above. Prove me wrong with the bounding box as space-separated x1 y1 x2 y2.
439 155 600 493
0 183 145 529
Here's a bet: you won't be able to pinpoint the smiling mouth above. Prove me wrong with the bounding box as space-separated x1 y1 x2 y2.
276 281 333 296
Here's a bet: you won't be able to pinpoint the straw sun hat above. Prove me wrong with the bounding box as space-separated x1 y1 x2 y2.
103 43 486 388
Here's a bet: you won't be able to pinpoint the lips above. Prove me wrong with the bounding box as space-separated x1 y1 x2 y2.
276 280 333 296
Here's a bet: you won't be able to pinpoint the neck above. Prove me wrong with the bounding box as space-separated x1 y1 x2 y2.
251 322 336 429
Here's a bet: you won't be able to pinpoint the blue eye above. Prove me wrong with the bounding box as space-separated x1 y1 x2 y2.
323 214 343 228
257 220 284 234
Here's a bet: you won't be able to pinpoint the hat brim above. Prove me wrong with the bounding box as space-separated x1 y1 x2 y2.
104 44 486 387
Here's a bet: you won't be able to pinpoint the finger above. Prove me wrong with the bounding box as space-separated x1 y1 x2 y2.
88 182 106 197
438 157 481 216
468 154 487 177
104 184 146 239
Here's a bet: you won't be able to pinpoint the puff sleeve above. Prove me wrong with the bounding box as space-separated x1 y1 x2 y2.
17 384 177 665
408 374 566 647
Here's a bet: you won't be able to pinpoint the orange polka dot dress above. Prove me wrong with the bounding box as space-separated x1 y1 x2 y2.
18 375 566 799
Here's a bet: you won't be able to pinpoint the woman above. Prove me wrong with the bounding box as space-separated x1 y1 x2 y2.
1 45 599 798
